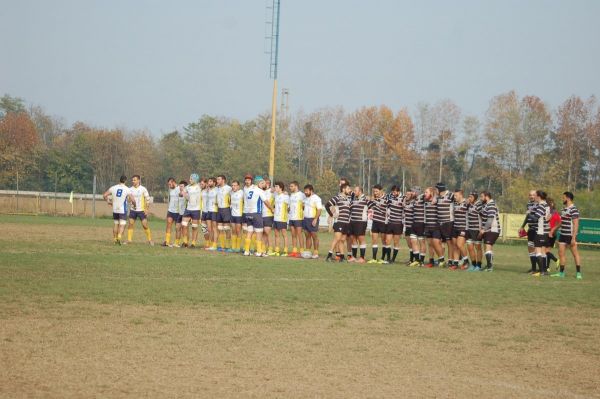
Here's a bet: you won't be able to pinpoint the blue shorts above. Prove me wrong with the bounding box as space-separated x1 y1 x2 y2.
302 217 319 233
167 211 179 222
208 211 218 222
184 210 201 221
217 208 231 223
231 216 243 225
263 216 274 228
201 212 209 221
113 212 127 220
289 220 302 228
244 213 264 230
274 221 288 231
129 210 146 220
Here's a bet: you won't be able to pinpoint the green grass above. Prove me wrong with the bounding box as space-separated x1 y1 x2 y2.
0 214 598 309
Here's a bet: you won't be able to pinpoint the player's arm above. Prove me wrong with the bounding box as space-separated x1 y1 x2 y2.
324 197 336 217
313 205 322 227
144 190 151 213
127 193 136 209
262 192 274 212
103 189 112 204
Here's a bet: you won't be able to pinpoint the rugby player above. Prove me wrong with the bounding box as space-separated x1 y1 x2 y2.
403 187 420 266
182 173 202 248
519 190 538 273
385 185 404 263
552 192 583 279
367 184 389 264
546 198 561 269
262 178 276 256
126 175 153 246
466 192 483 271
302 184 323 259
205 177 219 251
435 182 455 266
173 180 188 247
424 187 444 267
273 181 290 256
325 183 352 262
242 176 273 257
530 190 551 276
349 186 369 263
216 175 233 252
411 189 427 266
103 175 135 245
450 189 469 270
288 181 306 258
230 180 244 252
163 177 180 247
479 191 501 272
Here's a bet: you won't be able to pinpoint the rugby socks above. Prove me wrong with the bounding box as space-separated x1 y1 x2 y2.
175 238 180 246
165 231 171 245
547 252 557 263
419 254 425 264
292 247 298 254
144 228 152 241
218 233 225 249
183 235 188 245
382 245 391 261
576 265 581 273
327 251 333 260
438 256 445 265
351 245 358 258
127 228 133 242
462 256 469 266
244 238 251 252
372 245 378 260
529 253 537 272
392 247 399 262
359 244 366 259
485 251 493 268
560 264 565 273
409 250 414 262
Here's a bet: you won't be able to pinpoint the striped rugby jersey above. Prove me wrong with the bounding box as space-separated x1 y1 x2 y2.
387 193 404 224
412 195 426 224
531 201 550 235
350 194 369 222
467 200 482 230
368 195 388 223
481 200 501 233
525 200 536 228
560 204 580 236
403 198 415 229
326 193 352 224
453 199 469 231
436 191 455 223
424 198 438 228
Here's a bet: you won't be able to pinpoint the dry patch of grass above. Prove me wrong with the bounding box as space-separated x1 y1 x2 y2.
1 302 598 398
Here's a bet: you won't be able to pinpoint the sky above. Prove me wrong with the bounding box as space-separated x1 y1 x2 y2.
1 0 599 135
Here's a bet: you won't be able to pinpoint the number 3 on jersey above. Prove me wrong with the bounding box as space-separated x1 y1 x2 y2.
247 191 253 200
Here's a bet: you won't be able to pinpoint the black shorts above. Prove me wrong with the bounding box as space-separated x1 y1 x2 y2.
113 212 127 221
167 211 179 222
302 217 318 233
547 235 556 248
129 210 146 220
230 216 243 225
274 221 288 231
558 234 573 245
424 225 441 239
386 222 403 235
207 211 218 222
534 233 549 248
466 229 482 243
201 212 209 222
244 213 263 230
371 221 387 234
217 208 231 223
527 228 536 246
412 222 425 238
404 226 412 237
289 219 303 228
350 221 367 236
452 229 466 239
439 222 454 241
184 210 201 221
332 222 351 235
483 232 499 246
263 216 274 228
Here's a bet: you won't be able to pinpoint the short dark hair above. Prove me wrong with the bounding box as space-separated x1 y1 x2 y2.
208 177 216 183
481 191 492 199
200 178 207 183
232 180 240 185
167 177 176 183
119 175 127 183
340 183 349 191
563 191 574 201
274 181 285 190
132 174 141 180
304 184 314 191
339 177 350 185
290 180 299 187
217 174 226 181
179 180 188 186
536 190 547 200
373 184 383 190
454 189 463 195
390 185 400 192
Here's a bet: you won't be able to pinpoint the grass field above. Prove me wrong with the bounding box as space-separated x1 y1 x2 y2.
1 215 599 398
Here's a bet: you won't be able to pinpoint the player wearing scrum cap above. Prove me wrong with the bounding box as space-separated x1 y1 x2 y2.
103 175 136 245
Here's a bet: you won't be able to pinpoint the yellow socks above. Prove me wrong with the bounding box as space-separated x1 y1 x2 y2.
165 231 171 244
175 238 180 246
292 247 297 253
219 233 225 248
127 228 133 241
144 228 152 241
244 238 251 252
183 236 188 244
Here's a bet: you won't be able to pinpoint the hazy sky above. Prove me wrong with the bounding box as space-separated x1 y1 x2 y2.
1 0 599 134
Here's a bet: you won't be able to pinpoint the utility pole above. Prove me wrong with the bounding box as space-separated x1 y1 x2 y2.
265 0 281 180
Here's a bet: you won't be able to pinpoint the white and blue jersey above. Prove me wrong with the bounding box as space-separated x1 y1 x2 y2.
108 184 129 214
243 185 267 214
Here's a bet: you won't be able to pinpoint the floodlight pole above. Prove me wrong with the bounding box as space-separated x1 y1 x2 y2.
268 0 281 181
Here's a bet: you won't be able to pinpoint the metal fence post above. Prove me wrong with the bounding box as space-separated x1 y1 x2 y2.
92 175 97 219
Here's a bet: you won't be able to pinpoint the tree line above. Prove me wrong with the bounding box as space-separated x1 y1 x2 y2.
1 92 599 216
